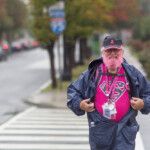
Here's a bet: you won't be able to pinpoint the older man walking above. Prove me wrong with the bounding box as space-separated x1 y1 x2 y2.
67 35 150 150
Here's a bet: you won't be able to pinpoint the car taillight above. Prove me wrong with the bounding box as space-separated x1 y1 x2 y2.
3 45 8 50
17 46 21 50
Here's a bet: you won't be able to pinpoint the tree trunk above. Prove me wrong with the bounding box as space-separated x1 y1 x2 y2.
78 38 86 65
62 36 75 81
69 41 76 68
80 38 92 60
47 42 57 89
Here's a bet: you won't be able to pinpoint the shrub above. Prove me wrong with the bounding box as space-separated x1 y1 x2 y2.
138 48 150 80
143 40 150 49
131 39 143 52
133 16 150 41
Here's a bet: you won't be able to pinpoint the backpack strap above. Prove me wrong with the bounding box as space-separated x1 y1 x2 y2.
95 66 126 87
95 67 102 87
91 65 132 102
124 70 132 99
86 64 99 90
100 72 126 77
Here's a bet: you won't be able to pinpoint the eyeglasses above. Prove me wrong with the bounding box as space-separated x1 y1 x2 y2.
105 49 121 54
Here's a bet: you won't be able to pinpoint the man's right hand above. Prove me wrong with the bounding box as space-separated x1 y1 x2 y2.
80 98 95 112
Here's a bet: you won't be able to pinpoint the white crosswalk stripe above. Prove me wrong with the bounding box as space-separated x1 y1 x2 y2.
0 106 145 150
0 106 90 150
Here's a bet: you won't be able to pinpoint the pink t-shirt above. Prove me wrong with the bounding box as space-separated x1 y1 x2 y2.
94 63 130 122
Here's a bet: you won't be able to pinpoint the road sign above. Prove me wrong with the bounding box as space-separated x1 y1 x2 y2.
49 10 65 18
49 1 66 89
50 19 66 34
49 1 65 10
49 9 66 34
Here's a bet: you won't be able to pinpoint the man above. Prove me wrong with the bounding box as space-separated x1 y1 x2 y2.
67 35 150 150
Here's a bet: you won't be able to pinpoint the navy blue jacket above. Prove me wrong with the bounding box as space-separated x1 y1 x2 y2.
67 57 150 150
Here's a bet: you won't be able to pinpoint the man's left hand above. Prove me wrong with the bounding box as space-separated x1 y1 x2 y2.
131 97 144 110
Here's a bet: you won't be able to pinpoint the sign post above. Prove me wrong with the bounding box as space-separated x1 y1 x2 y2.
49 1 66 89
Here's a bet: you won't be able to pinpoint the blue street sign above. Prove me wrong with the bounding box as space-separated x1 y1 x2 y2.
49 9 66 34
50 19 66 34
49 10 65 18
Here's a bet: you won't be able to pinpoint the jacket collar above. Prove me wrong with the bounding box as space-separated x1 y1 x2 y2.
88 57 136 76
88 57 103 70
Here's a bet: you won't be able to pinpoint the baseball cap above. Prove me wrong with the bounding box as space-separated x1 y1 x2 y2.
102 35 123 51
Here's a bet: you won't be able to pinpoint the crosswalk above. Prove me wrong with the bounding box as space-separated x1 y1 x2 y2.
0 106 145 150
0 106 90 150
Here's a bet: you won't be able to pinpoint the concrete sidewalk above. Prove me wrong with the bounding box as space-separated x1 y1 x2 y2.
26 91 67 108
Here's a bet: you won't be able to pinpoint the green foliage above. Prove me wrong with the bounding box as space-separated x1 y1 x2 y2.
130 38 150 80
5 0 27 29
30 0 114 45
88 35 100 54
0 0 27 40
0 0 13 31
108 0 139 30
133 17 150 41
130 39 144 52
30 0 57 46
64 0 113 39
138 48 150 80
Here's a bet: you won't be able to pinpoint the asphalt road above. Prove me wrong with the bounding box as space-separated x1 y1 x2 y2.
0 48 50 124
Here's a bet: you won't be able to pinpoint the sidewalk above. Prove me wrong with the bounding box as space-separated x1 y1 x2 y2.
25 47 146 109
26 91 67 108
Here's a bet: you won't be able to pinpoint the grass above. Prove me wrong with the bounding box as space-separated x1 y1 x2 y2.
42 56 98 93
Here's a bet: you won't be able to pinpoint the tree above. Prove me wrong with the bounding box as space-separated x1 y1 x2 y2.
30 0 58 88
5 0 27 41
110 0 139 29
62 0 114 80
0 0 13 41
0 0 27 42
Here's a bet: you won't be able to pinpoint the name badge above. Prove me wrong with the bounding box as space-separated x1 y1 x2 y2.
102 103 111 119
102 102 117 119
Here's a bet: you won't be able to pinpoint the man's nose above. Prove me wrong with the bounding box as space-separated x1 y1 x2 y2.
111 50 115 54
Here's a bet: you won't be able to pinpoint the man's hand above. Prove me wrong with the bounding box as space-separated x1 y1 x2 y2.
131 97 144 110
80 98 95 112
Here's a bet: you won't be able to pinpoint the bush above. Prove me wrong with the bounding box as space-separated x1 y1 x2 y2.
133 16 150 41
138 48 150 80
131 39 143 52
143 40 150 49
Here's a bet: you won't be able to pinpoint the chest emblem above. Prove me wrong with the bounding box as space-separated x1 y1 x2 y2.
99 81 126 102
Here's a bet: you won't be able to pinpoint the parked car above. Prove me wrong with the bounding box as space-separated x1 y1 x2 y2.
30 40 39 48
20 39 31 50
0 41 11 54
0 46 7 61
28 38 39 49
11 41 22 52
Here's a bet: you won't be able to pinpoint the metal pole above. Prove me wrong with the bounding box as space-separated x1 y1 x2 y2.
57 34 62 89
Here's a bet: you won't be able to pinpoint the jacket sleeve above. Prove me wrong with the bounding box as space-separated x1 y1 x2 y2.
139 75 150 114
67 70 89 116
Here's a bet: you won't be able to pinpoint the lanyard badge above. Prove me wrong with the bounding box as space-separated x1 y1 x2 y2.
102 65 120 120
102 102 117 119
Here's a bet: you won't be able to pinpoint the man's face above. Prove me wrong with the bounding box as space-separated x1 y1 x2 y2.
102 48 124 69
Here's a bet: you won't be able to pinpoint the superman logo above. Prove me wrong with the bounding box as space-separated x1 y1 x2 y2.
99 81 126 102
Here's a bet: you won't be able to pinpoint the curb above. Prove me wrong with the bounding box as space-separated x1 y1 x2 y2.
24 80 67 109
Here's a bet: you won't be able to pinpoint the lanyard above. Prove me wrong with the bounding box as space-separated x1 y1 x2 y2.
104 65 121 103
